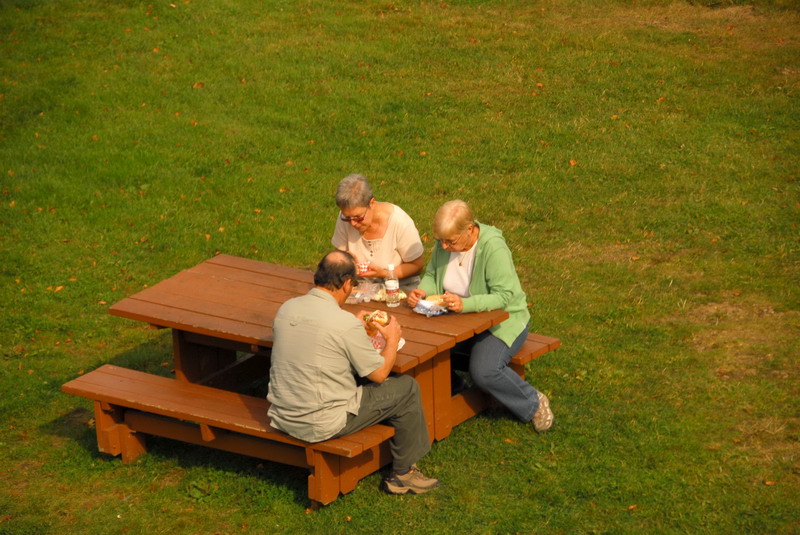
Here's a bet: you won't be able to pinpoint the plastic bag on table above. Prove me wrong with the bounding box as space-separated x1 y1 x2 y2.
345 281 383 304
412 299 449 317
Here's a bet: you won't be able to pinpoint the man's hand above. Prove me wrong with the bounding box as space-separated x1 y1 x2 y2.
367 315 402 383
407 288 426 308
356 309 372 326
374 315 402 347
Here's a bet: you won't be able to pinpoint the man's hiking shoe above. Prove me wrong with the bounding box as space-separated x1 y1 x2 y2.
532 391 554 433
384 465 440 495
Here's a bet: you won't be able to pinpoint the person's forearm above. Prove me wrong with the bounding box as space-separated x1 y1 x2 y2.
368 343 398 383
374 263 417 279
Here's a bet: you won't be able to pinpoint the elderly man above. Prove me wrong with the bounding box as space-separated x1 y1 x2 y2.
267 250 439 495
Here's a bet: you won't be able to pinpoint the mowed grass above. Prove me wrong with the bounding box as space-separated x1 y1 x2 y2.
1 0 798 533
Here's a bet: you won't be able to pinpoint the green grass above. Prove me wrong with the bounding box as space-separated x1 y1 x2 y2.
1 0 798 533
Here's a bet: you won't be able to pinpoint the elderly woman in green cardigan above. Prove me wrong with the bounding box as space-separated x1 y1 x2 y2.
407 200 553 432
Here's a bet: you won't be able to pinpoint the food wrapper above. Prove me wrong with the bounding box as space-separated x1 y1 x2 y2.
369 332 406 351
373 286 407 302
412 299 449 317
345 281 383 304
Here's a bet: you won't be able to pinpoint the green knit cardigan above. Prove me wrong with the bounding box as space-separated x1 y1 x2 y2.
418 222 530 347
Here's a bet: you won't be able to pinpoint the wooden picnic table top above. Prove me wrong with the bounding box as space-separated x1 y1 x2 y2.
109 254 509 373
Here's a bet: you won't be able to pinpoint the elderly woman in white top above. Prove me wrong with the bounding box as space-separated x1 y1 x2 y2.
331 174 424 292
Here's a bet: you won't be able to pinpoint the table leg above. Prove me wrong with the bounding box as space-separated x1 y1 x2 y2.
172 330 238 384
407 359 435 444
431 350 453 441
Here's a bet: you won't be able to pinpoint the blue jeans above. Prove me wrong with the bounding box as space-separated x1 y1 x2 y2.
452 323 538 422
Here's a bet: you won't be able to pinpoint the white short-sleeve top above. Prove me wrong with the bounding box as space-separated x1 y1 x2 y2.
331 203 424 291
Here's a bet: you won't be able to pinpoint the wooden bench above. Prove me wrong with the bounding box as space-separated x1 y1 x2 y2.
61 364 394 506
450 333 561 427
509 333 561 379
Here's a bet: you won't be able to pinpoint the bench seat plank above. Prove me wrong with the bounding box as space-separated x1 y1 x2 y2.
62 365 390 457
451 332 561 427
62 364 396 505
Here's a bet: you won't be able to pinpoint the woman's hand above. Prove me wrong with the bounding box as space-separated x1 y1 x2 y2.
360 263 385 279
407 288 426 308
443 291 463 313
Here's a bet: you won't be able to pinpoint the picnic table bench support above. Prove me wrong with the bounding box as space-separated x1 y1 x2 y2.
93 400 147 462
174 330 272 391
63 365 394 506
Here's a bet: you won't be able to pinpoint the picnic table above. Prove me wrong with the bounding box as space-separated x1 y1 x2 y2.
107 254 512 439
63 254 559 505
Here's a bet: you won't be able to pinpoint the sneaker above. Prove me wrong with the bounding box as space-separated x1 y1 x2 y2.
532 391 554 433
384 465 440 495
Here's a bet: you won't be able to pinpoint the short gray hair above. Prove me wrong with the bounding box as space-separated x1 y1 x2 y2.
335 174 374 209
434 200 475 238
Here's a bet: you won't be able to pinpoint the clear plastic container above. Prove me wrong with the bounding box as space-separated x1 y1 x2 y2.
385 264 400 307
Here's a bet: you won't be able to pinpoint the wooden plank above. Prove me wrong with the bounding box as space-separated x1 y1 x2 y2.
109 299 273 346
370 303 508 331
345 303 499 341
206 254 315 283
63 365 392 457
339 443 391 495
182 331 270 354
120 291 277 331
449 387 489 428
188 263 313 295
146 272 297 309
408 359 435 442
510 339 550 366
66 367 270 427
431 350 453 441
393 327 454 353
197 351 270 390
125 411 309 468
93 401 123 456
63 366 315 449
306 450 341 506
527 333 561 351
173 329 238 384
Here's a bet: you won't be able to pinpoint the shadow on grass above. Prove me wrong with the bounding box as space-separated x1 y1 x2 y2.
48 341 312 508
50 340 524 508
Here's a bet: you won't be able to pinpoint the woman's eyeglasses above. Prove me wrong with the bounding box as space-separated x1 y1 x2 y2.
340 207 370 222
439 228 469 247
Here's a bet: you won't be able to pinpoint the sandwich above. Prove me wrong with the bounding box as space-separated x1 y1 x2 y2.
424 294 447 307
363 310 389 336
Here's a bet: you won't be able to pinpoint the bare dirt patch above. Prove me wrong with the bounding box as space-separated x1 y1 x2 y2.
683 296 799 480
687 298 799 380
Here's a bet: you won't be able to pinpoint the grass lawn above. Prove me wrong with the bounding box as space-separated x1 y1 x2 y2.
1 0 798 533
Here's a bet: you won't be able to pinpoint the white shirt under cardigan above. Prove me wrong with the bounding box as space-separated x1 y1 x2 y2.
442 242 477 297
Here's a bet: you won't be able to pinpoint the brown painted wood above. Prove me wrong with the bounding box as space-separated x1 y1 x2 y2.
449 387 490 428
125 411 309 468
110 299 273 346
188 262 314 295
63 364 399 505
62 365 393 457
105 256 556 452
207 254 315 283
